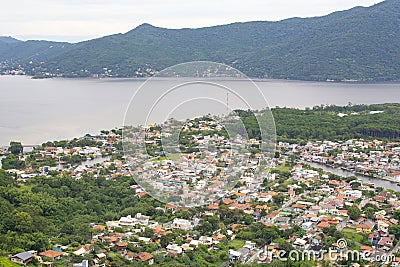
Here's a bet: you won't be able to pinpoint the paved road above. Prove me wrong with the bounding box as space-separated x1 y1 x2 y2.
389 239 400 256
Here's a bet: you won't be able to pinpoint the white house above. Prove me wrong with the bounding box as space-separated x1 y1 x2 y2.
166 244 183 254
119 215 135 226
171 218 193 231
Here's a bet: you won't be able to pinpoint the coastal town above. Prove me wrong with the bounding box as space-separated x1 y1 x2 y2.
1 115 400 267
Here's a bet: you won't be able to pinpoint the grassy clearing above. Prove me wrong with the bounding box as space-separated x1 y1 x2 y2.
0 258 20 267
228 239 245 250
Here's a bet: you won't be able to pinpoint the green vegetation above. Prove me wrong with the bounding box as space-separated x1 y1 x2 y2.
272 103 400 143
228 239 245 250
347 206 362 220
0 170 159 254
342 229 364 242
8 142 23 155
1 0 400 81
230 103 400 144
0 258 20 267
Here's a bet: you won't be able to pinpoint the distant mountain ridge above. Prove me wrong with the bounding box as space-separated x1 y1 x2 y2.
0 36 21 44
0 0 399 81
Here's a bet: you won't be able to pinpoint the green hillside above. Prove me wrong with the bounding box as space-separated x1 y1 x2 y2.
1 0 399 81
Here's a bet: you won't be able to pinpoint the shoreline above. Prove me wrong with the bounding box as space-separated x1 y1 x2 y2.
301 160 400 190
2 73 400 85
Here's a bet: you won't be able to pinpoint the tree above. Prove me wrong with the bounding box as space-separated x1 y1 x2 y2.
272 194 285 205
8 141 23 155
351 182 361 190
1 154 25 170
347 206 362 220
389 225 400 239
393 210 400 220
365 207 376 219
13 211 33 233
160 233 175 248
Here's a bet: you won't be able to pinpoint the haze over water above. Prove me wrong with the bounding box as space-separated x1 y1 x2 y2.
0 75 399 146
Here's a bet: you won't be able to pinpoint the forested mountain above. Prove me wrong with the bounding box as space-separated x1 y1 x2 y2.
0 36 21 44
1 0 399 81
0 39 72 62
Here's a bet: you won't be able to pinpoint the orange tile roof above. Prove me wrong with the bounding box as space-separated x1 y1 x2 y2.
136 252 153 262
39 250 63 259
116 242 128 247
208 204 219 210
328 180 340 186
305 214 317 218
266 210 279 219
268 191 278 196
317 222 330 229
93 225 105 231
292 204 307 209
213 234 225 240
165 203 176 209
137 191 148 198
360 246 373 251
222 198 233 205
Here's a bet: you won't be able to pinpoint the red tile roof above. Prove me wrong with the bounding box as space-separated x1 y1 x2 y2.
39 250 63 259
136 252 153 262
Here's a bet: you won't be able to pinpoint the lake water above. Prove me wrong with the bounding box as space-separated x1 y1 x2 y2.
304 161 400 191
0 75 399 146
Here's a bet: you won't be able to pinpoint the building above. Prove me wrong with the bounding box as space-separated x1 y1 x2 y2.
11 251 35 265
39 250 63 260
171 218 193 231
135 252 154 265
73 260 89 267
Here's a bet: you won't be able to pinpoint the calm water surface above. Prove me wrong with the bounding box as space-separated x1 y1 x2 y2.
0 75 399 146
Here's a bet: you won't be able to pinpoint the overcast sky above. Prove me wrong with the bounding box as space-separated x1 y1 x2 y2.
1 0 383 43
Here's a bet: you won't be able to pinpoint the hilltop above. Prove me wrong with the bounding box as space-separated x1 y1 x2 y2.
0 0 399 81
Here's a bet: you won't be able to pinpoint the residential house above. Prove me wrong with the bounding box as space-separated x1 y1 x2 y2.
72 260 89 267
11 251 35 265
199 236 213 246
166 244 183 254
135 252 154 265
119 215 135 226
377 237 394 250
73 245 91 256
135 213 150 226
301 222 313 231
229 249 242 261
171 218 193 231
39 250 63 261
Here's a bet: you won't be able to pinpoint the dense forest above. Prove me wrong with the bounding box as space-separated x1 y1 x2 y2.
271 103 400 143
1 0 399 81
230 103 400 144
